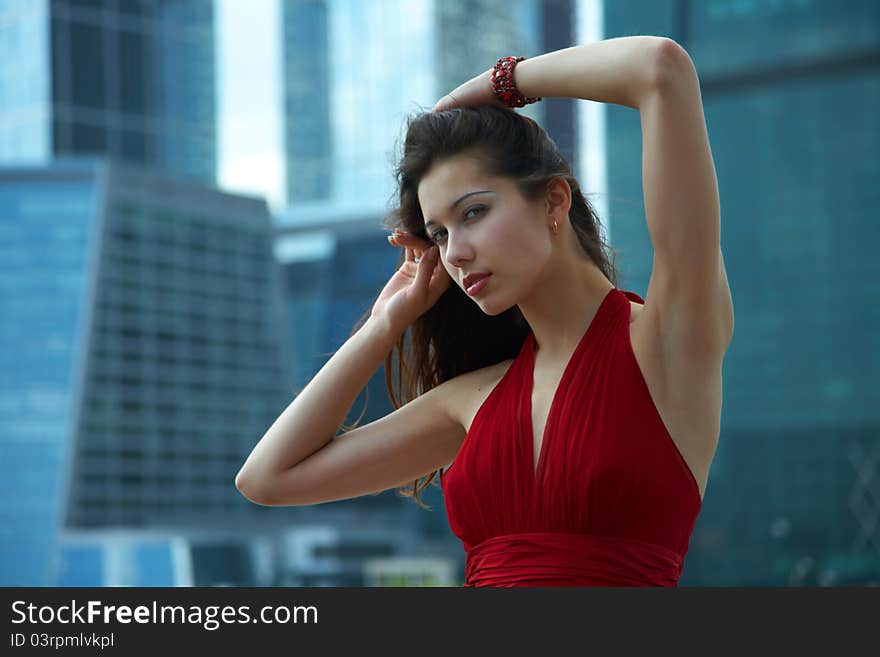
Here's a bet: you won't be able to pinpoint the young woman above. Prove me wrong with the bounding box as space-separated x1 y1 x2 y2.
236 36 734 587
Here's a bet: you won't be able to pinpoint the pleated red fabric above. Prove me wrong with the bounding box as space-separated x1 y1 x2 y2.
440 287 703 587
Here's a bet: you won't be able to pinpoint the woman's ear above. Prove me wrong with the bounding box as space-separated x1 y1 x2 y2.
545 177 572 220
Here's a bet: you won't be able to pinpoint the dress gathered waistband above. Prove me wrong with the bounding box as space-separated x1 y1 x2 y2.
463 531 683 587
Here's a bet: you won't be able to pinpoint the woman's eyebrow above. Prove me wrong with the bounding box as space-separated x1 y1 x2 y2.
425 190 495 228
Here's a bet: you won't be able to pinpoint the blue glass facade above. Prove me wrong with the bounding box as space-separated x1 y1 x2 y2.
280 0 550 212
153 0 215 181
0 163 99 585
54 539 177 586
327 0 436 210
0 0 52 163
282 0 332 204
604 0 880 584
1 159 296 585
0 0 216 184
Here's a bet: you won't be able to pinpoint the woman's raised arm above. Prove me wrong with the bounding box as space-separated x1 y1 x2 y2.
433 35 667 112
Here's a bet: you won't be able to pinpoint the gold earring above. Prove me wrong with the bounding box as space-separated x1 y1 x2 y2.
552 219 558 235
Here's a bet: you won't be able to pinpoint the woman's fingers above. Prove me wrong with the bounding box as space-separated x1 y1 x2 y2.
414 246 438 285
388 230 434 260
432 93 456 112
388 234 414 261
432 70 499 112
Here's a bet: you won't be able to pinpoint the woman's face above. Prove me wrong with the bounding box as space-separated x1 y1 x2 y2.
417 154 553 315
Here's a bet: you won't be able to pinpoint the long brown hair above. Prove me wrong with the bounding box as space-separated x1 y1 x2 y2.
345 105 618 509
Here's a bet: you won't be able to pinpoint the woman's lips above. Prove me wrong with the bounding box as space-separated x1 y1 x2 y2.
466 274 492 296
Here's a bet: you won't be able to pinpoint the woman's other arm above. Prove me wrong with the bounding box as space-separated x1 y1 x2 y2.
234 317 401 502
236 231 454 506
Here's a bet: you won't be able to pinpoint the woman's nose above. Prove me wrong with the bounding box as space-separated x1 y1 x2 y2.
444 233 472 268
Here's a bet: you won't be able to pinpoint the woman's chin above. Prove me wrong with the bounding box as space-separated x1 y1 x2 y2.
473 294 513 317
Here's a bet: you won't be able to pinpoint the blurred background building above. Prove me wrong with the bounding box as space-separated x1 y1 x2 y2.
0 0 216 183
1 0 877 586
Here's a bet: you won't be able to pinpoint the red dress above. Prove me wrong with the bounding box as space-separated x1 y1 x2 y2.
440 287 703 587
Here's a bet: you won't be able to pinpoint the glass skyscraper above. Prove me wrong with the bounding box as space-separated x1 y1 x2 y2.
281 0 437 212
603 0 880 585
0 0 216 184
0 161 99 585
280 0 561 212
0 159 293 585
282 0 332 204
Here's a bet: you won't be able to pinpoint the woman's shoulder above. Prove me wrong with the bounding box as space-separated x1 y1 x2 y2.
439 358 517 430
448 357 517 393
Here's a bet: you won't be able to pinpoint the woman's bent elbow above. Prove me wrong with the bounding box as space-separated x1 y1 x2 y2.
235 471 274 506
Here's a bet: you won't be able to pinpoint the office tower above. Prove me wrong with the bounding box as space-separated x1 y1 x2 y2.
280 0 579 210
603 0 880 584
0 159 293 585
282 0 436 211
0 0 216 184
282 0 332 204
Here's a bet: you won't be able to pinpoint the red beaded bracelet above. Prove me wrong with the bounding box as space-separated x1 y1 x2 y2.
491 56 541 108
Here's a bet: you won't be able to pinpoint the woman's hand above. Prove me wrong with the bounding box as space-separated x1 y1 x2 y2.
372 230 451 332
432 68 502 112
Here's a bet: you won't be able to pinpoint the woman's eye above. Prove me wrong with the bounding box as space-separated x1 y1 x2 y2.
430 206 487 243
465 205 486 220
